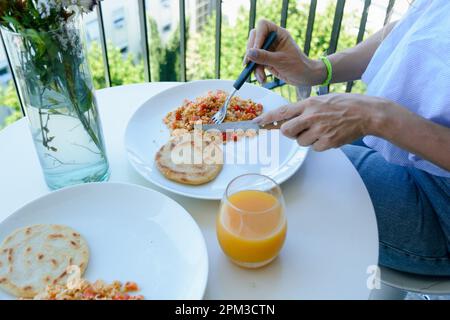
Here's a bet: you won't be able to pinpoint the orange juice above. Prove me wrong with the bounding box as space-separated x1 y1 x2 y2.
217 190 287 267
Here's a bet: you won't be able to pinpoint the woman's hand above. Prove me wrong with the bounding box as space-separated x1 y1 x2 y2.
254 93 388 151
244 19 325 86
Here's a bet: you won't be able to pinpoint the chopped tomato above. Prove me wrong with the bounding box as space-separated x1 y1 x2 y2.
247 107 257 115
83 287 96 299
175 112 182 121
222 132 227 141
125 281 139 292
113 293 130 300
198 104 206 115
233 134 238 142
233 105 241 111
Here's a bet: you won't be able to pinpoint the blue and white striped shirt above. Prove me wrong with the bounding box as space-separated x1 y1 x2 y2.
362 0 450 178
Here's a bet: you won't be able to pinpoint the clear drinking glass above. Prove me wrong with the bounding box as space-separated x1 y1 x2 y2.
217 174 287 268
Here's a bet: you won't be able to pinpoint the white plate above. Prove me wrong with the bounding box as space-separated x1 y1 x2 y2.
125 80 309 200
0 183 208 300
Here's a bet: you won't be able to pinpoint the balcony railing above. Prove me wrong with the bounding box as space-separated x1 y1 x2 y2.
1 0 399 117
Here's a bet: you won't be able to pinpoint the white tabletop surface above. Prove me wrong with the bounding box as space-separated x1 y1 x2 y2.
0 82 378 299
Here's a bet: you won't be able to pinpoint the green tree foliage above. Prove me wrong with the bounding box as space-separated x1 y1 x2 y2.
0 81 21 128
148 17 164 82
186 0 369 98
90 42 145 88
148 16 183 81
186 15 215 80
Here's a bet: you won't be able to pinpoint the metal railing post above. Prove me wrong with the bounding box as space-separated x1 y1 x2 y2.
303 0 317 56
96 2 112 87
384 0 396 25
318 0 346 95
215 0 222 79
263 0 289 90
138 0 151 82
280 0 289 28
179 0 187 82
248 0 257 32
346 0 371 93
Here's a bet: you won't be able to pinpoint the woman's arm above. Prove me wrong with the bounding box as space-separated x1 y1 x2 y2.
254 94 450 172
245 20 397 86
326 21 398 84
373 101 450 172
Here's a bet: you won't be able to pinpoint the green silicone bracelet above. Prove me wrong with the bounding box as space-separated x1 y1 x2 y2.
319 56 332 86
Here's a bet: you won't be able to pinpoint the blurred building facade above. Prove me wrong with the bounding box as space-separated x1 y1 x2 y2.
188 0 215 32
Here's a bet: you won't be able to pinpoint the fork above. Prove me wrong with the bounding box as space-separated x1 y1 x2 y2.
210 31 277 124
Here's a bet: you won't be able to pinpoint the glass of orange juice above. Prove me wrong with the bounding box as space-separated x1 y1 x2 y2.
217 174 287 268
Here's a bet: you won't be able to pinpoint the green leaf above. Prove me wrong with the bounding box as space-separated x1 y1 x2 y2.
23 29 46 50
1 16 23 31
74 77 94 114
41 88 71 110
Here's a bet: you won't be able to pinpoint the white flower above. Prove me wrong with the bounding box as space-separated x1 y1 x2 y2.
34 0 98 18
37 0 60 18
61 0 100 13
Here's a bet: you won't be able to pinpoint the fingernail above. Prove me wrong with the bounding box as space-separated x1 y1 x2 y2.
247 49 258 59
242 56 247 66
255 73 263 84
252 116 262 124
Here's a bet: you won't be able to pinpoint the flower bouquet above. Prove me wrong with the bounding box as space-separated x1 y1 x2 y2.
0 1 109 189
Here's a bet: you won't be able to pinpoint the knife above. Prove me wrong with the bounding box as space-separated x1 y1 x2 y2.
200 119 289 132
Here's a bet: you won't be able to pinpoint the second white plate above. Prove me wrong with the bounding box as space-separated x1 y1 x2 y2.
125 80 309 200
0 183 208 300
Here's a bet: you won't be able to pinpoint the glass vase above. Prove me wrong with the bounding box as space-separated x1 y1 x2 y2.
1 16 109 190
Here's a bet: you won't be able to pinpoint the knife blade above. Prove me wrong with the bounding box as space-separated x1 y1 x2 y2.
199 119 288 132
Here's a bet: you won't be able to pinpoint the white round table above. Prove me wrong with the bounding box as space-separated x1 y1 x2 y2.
0 83 378 299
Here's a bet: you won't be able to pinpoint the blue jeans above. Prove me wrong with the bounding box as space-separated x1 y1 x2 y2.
342 141 450 276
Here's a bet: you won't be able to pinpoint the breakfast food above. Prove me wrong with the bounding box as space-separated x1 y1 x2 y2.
0 224 89 298
157 91 262 184
155 133 223 185
163 90 263 132
33 279 144 300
